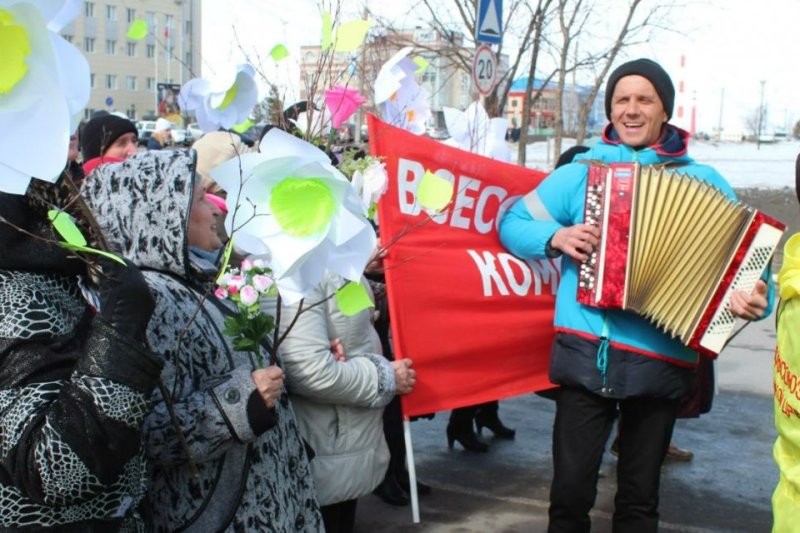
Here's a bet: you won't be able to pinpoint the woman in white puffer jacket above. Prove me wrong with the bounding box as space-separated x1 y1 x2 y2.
264 271 416 533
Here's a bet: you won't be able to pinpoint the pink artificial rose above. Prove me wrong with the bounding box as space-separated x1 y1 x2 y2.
227 274 245 290
241 258 254 272
252 258 268 269
239 285 259 306
228 285 239 295
252 274 273 293
214 287 228 299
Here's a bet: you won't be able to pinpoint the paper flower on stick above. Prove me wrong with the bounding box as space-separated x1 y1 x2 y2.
179 63 258 133
444 102 511 162
324 85 365 129
0 0 90 194
210 128 376 303
374 47 430 135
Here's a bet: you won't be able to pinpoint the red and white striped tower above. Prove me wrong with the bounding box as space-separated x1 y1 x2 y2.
672 54 694 135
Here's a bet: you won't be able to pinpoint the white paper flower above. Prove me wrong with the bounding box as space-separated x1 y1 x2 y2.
374 47 430 135
211 128 376 303
0 0 89 194
179 63 258 133
443 102 511 162
351 160 388 209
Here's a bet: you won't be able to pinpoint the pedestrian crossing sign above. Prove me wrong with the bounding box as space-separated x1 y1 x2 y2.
476 0 502 44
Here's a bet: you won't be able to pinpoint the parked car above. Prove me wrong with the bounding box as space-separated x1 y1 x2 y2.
137 120 157 146
171 127 188 146
186 123 204 144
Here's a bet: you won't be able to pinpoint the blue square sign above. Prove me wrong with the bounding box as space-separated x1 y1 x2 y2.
476 0 502 44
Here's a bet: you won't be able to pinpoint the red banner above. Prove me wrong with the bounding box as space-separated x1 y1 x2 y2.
368 114 558 417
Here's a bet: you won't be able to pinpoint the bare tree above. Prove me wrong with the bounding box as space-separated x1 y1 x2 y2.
516 0 554 165
410 0 542 117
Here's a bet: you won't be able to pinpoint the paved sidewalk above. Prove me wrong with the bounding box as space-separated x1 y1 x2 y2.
356 318 777 532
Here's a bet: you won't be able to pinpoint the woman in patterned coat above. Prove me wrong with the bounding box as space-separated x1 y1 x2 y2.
0 178 162 531
80 149 323 532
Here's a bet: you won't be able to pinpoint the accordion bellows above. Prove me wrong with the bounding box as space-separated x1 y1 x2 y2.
577 163 785 357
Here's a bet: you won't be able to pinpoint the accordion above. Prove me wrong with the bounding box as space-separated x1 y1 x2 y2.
577 162 785 357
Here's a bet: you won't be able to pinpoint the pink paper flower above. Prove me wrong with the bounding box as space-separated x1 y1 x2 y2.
324 85 366 129
239 285 259 306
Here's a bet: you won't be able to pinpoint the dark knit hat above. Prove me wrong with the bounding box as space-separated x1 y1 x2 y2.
604 58 675 120
80 114 138 160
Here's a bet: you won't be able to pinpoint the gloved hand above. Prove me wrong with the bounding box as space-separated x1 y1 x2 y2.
96 260 156 343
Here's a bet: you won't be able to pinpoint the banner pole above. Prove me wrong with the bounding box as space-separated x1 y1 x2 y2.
403 418 420 523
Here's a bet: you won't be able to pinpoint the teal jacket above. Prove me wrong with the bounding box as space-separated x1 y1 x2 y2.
499 125 773 397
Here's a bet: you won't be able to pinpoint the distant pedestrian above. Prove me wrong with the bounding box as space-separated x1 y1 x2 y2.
147 118 173 150
80 113 138 174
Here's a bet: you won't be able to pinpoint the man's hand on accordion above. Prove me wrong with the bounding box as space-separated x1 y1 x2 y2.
551 224 602 262
728 280 769 321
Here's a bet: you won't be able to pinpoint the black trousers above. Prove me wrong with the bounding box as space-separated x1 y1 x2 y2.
320 499 358 533
548 387 680 533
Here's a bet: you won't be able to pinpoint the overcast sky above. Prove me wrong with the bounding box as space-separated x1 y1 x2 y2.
201 0 800 134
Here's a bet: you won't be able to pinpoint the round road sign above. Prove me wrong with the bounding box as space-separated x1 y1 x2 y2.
472 44 497 96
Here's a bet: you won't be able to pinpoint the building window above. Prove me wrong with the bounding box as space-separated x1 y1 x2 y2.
185 52 192 70
511 99 518 108
126 8 136 23
106 74 117 90
146 44 155 58
147 77 155 90
185 19 192 35
105 5 116 20
90 73 95 88
105 39 116 55
84 2 94 17
126 76 136 90
62 34 73 43
84 37 95 53
165 14 174 31
127 42 136 57
145 11 155 25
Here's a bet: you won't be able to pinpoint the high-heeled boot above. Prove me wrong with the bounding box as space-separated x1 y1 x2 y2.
446 406 489 452
475 401 516 439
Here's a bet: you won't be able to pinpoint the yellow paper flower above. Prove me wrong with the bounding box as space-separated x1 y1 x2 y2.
210 128 376 303
179 63 258 133
0 0 89 194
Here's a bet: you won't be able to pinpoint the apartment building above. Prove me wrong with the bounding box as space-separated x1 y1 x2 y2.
59 0 202 120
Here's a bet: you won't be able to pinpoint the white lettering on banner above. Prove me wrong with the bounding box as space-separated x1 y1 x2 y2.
396 157 520 234
467 249 560 296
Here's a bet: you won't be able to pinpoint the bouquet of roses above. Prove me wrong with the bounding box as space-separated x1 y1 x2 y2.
216 258 277 368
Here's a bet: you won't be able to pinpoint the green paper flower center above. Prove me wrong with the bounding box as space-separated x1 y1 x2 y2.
0 9 31 97
270 177 335 237
216 83 238 110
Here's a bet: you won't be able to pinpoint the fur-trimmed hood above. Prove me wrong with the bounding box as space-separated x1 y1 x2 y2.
80 149 197 278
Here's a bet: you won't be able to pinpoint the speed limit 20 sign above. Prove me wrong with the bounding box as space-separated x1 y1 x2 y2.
472 44 497 96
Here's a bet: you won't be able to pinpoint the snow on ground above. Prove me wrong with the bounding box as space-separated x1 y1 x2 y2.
520 139 800 189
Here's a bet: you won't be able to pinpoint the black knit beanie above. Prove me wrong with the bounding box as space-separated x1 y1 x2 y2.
80 115 138 160
604 58 675 120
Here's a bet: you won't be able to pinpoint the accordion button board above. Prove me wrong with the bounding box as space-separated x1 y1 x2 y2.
576 162 785 357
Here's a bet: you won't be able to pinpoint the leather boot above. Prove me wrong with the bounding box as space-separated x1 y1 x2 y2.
372 473 409 506
475 401 516 439
447 406 489 452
